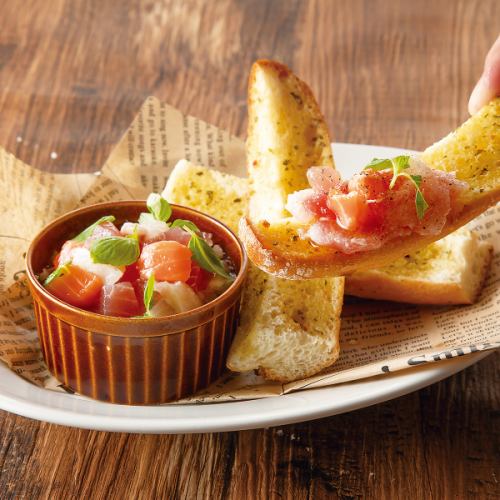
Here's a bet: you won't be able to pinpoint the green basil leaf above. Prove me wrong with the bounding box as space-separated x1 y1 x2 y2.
415 190 429 220
410 174 422 187
366 156 429 220
170 219 200 233
43 261 71 286
90 236 140 266
408 174 429 219
185 229 233 281
389 156 411 188
127 225 139 241
73 216 116 242
391 155 410 173
143 273 155 315
364 158 392 171
147 193 172 222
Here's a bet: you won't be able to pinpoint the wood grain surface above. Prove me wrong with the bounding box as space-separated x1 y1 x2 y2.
0 0 499 498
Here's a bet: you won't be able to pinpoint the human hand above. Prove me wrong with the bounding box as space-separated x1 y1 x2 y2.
468 35 500 114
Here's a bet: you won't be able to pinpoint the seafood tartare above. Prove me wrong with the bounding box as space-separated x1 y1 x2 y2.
41 194 235 317
286 156 468 254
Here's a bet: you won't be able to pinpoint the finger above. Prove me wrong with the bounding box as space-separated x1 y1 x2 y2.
469 34 500 115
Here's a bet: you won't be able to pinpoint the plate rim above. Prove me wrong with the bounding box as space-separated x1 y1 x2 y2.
0 352 490 433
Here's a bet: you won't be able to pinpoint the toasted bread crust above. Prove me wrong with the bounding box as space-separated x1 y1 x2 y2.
240 194 499 279
247 59 334 171
345 244 492 304
246 60 334 225
345 233 493 304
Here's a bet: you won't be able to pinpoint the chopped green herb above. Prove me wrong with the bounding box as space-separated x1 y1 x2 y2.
90 236 140 266
44 261 71 286
185 228 233 281
363 158 392 170
73 216 116 242
411 175 429 220
364 155 429 220
143 274 155 317
170 219 200 233
146 193 172 222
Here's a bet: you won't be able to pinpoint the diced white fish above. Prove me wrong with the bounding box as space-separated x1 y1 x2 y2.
286 189 318 223
121 215 170 242
159 227 191 246
148 299 176 318
70 247 124 285
307 220 383 253
212 244 224 258
154 281 202 313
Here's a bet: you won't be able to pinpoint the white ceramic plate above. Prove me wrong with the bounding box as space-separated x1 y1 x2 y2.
0 143 492 433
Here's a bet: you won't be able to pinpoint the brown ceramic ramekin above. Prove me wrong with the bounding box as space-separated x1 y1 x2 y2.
26 201 248 405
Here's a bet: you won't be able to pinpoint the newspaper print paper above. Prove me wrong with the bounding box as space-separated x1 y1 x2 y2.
0 97 498 403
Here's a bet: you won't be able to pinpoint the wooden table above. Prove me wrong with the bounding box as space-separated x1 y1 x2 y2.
0 1 498 498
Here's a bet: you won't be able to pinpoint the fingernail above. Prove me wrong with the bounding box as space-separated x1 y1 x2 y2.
468 75 495 115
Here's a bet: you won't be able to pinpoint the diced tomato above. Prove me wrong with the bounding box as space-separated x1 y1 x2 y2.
348 170 391 200
97 282 142 317
138 241 192 282
186 263 212 292
131 279 147 314
120 263 141 283
45 265 103 309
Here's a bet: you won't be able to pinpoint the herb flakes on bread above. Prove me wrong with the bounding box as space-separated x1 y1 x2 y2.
345 228 493 304
240 59 500 279
163 160 343 382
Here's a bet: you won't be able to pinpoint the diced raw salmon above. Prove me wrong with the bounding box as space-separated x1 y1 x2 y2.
138 241 192 282
45 265 103 308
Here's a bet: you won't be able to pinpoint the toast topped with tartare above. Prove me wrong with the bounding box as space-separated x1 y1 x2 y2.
240 60 500 279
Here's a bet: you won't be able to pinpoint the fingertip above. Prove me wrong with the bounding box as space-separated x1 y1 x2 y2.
468 76 496 115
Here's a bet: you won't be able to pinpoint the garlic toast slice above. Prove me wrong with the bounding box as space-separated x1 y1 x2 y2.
246 60 334 225
241 60 500 279
163 160 343 382
345 228 493 304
